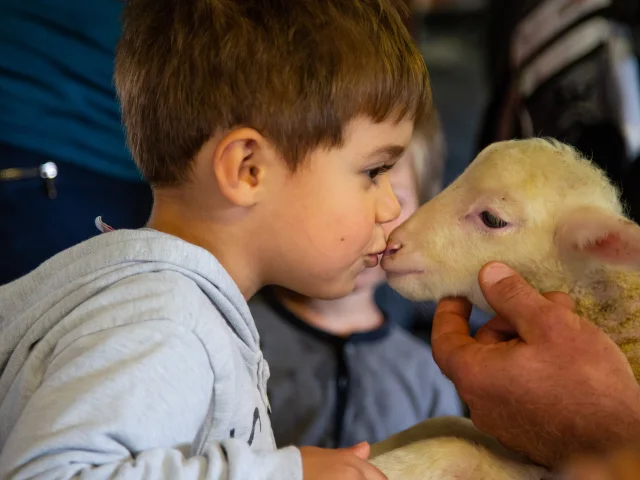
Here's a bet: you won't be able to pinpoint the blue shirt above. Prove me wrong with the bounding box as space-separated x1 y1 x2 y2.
0 0 142 181
250 289 465 449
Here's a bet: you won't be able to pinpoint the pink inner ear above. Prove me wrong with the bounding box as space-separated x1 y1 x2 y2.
557 207 640 268
578 226 640 267
582 233 636 263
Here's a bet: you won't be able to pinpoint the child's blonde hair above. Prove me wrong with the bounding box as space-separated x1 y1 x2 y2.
409 112 446 204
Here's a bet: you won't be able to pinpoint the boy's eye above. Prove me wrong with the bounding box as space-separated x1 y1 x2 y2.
365 165 392 183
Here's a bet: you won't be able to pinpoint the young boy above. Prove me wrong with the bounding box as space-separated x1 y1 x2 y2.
250 116 463 450
0 1 430 479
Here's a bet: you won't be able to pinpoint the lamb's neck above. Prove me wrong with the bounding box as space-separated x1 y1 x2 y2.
570 269 640 380
571 270 640 330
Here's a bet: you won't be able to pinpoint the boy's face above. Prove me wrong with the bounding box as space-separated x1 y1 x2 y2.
354 147 420 291
260 117 413 299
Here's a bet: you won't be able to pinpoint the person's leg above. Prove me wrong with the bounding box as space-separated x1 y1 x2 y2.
0 143 152 284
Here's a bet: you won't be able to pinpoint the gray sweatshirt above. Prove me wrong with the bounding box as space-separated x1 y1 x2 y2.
0 229 301 480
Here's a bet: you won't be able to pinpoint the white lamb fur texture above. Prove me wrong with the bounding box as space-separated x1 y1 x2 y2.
375 138 640 480
369 417 551 480
371 437 545 480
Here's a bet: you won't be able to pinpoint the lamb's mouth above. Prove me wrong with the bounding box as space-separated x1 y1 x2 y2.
384 270 424 279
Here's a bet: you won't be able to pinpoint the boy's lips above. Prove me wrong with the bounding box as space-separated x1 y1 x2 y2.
363 247 385 268
364 254 380 268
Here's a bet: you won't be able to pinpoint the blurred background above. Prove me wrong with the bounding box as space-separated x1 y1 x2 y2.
414 0 640 195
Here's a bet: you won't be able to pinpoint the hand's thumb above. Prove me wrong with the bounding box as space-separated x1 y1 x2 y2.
344 441 370 460
478 262 547 342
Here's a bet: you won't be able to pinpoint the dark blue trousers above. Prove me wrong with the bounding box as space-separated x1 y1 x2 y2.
0 143 152 284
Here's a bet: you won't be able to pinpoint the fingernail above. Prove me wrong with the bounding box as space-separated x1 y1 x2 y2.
482 263 515 287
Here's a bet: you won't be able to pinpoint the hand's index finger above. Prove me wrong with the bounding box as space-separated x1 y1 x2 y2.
432 297 473 338
431 297 478 380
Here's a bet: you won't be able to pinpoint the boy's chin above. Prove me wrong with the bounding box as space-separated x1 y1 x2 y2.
288 276 360 301
277 265 381 300
354 267 386 292
309 284 358 300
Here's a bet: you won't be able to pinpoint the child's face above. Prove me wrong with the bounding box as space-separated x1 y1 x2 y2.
260 117 413 299
354 145 420 291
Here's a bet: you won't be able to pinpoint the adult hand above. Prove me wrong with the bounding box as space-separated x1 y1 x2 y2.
431 261 640 467
562 446 640 480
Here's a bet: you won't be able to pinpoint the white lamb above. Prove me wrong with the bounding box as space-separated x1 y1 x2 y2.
370 137 640 480
369 416 552 480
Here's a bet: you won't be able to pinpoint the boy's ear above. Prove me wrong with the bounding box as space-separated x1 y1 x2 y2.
212 128 274 207
555 206 640 269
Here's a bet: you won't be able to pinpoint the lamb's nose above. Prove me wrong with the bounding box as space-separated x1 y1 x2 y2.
384 242 402 256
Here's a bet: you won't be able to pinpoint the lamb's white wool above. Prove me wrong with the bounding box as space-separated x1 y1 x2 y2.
371 436 548 480
383 138 640 315
369 417 550 480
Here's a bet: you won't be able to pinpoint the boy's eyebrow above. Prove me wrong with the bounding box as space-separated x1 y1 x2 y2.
366 144 406 163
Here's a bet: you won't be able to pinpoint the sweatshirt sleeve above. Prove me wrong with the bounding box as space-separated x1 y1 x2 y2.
0 320 302 480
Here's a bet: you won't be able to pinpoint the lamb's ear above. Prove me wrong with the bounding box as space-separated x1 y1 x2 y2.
555 206 640 269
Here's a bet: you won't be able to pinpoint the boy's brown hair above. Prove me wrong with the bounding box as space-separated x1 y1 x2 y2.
115 0 431 187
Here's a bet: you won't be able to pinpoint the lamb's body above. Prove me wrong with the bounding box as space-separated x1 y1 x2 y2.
573 271 640 378
373 138 640 479
369 417 550 480
371 436 546 480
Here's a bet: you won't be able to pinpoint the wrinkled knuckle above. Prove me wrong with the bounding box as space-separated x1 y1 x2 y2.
536 303 560 322
538 303 577 336
498 281 536 305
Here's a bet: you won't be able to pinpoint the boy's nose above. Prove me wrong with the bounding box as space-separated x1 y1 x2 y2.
377 179 401 224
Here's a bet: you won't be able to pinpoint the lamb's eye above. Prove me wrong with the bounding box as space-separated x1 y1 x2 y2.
480 211 508 229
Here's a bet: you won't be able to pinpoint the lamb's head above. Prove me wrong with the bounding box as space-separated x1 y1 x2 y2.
381 138 640 312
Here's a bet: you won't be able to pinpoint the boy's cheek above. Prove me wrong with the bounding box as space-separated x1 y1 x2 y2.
304 203 380 255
